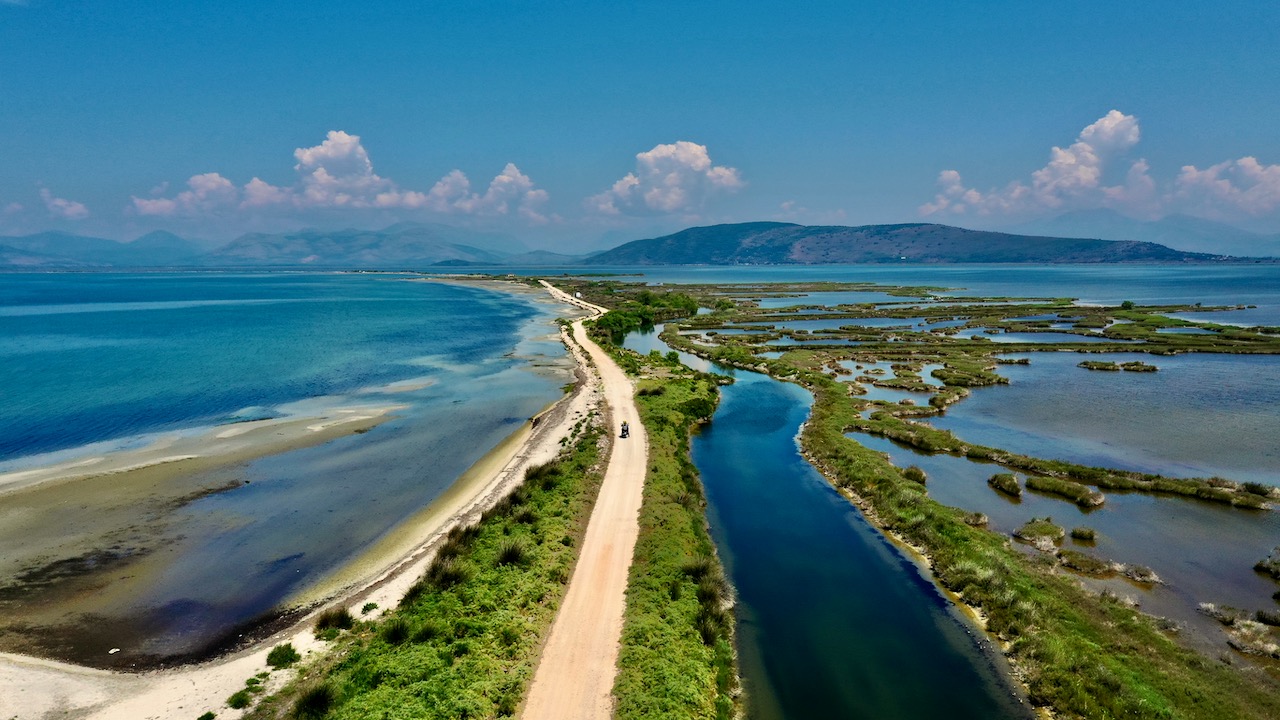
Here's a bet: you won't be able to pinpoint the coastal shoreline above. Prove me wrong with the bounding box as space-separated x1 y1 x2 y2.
0 278 597 720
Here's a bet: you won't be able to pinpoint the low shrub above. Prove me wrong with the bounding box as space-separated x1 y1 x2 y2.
226 690 252 710
294 683 335 719
1014 517 1064 544
1254 548 1280 580
1025 475 1104 508
381 617 410 644
314 607 354 633
266 642 300 669
1244 482 1274 497
496 539 528 567
1058 549 1111 576
903 466 927 485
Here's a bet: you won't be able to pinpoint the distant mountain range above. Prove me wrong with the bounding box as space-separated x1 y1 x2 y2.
0 223 581 268
1 218 1272 269
0 230 210 267
1007 209 1280 257
584 221 1250 265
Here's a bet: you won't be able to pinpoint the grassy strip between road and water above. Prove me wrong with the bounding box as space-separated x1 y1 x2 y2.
601 337 741 719
241 422 605 720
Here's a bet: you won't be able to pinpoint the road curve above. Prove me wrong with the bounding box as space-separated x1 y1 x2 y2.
522 283 646 719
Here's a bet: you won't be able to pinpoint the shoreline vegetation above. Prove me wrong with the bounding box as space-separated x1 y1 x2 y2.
544 276 1280 719
243 423 609 720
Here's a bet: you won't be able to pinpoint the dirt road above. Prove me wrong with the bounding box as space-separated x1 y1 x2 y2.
523 283 646 719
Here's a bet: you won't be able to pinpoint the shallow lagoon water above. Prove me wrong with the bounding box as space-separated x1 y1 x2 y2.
850 432 1280 648
0 273 570 663
928 352 1280 485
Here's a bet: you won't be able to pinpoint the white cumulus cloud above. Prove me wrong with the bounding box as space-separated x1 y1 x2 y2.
921 110 1148 218
919 110 1279 226
130 131 550 223
39 188 90 220
132 172 238 216
589 141 743 216
1173 157 1280 220
377 163 550 222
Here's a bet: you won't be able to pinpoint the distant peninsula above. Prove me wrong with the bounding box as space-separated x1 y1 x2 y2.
584 221 1261 265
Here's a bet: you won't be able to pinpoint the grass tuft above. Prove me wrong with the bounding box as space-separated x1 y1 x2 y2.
313 607 353 633
293 683 334 719
903 465 927 484
226 690 252 710
1070 526 1096 542
427 556 472 588
380 617 410 644
496 539 529 566
266 642 300 669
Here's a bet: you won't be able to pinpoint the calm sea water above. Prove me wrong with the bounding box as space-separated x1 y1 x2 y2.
0 272 568 662
0 273 561 464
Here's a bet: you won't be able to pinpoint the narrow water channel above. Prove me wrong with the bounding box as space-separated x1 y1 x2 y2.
626 328 1029 719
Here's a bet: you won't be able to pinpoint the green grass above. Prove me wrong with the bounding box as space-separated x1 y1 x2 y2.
226 689 253 710
1025 475 1105 508
612 364 739 720
244 428 605 720
1014 517 1066 544
1070 526 1097 542
1057 548 1112 576
987 472 1021 497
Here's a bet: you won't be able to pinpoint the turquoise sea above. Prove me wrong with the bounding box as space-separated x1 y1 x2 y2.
0 272 569 664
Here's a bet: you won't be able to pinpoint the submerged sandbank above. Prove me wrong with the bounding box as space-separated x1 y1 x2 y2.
0 405 402 662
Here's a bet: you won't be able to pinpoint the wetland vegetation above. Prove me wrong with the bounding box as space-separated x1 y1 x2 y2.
540 276 1280 718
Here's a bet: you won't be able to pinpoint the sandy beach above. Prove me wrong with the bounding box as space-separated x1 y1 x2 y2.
0 279 600 720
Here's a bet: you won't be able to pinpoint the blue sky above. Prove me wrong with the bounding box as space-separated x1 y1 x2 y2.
2 1 1278 249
